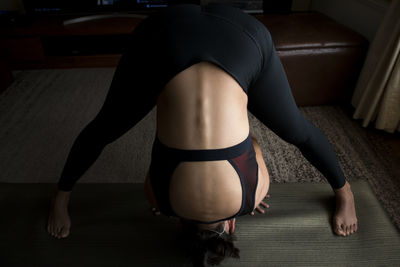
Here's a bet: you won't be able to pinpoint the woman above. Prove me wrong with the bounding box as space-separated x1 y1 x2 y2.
47 3 358 266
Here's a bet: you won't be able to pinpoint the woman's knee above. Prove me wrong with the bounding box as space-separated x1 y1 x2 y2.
273 116 314 147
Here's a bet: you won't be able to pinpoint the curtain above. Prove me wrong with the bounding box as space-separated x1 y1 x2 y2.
351 0 400 133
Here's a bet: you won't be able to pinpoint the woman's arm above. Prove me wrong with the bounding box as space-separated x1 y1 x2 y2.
144 169 160 214
250 134 271 214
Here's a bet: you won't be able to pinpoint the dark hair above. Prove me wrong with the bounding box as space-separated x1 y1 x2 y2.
177 219 240 266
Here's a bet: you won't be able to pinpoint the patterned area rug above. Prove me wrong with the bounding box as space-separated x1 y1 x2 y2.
1 68 399 232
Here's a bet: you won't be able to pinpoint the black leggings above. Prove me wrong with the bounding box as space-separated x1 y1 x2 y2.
57 4 346 192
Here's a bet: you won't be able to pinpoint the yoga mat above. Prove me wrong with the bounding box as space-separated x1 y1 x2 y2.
1 180 399 266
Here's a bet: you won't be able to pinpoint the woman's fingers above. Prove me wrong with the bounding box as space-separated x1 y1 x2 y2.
256 207 265 213
260 201 270 208
251 200 271 215
151 207 160 215
251 209 263 215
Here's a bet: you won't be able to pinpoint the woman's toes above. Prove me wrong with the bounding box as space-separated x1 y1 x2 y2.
335 225 344 236
60 227 69 238
342 225 347 236
342 225 346 236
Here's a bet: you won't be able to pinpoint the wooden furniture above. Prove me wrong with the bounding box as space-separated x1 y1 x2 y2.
254 12 368 106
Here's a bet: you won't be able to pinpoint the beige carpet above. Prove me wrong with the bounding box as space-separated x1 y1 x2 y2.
1 181 400 266
1 68 400 232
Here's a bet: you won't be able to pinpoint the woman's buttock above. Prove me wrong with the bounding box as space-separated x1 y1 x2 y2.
169 160 243 222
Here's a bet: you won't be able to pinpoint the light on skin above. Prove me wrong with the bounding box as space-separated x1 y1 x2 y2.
197 218 236 234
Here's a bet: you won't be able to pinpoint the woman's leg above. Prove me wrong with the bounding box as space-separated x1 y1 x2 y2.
48 52 159 238
57 51 159 192
247 30 358 236
48 23 160 238
248 35 346 190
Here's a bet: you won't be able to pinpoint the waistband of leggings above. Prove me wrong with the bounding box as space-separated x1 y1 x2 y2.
153 132 252 162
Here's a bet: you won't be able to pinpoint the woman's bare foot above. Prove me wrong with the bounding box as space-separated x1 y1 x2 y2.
47 188 71 239
333 181 358 237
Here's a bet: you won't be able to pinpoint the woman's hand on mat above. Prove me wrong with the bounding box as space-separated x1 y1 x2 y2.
151 207 161 216
251 194 270 215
